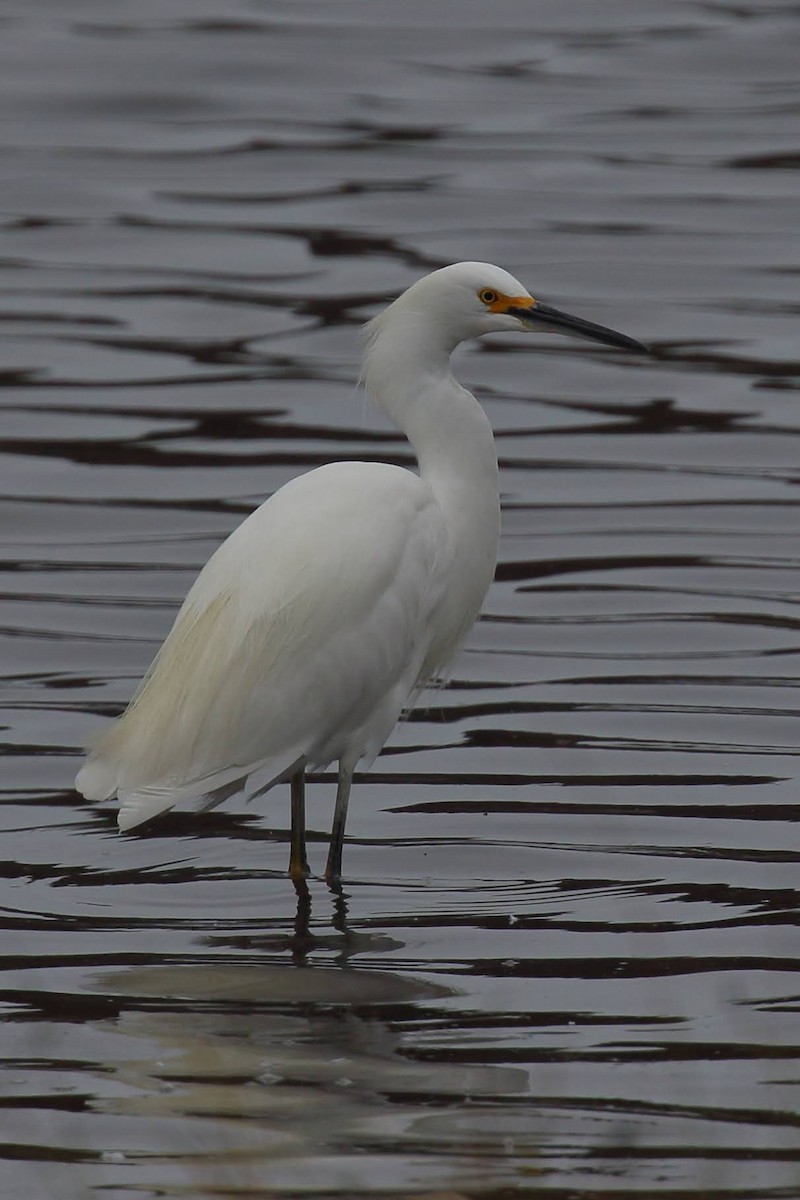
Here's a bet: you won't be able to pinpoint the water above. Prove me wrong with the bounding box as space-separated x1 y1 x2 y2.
2 1 800 1196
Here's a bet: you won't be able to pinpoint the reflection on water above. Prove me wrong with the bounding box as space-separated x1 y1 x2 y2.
2 0 800 1196
96 959 505 1198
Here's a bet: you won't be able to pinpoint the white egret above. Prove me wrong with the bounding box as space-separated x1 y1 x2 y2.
76 261 646 879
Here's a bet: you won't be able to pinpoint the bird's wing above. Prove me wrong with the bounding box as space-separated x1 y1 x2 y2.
77 462 451 825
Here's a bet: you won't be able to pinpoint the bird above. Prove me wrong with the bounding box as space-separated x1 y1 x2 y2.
75 261 646 880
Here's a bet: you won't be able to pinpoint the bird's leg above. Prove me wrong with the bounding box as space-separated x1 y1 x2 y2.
289 766 310 880
324 758 355 881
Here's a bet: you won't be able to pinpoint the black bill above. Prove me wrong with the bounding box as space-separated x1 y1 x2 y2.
508 301 648 353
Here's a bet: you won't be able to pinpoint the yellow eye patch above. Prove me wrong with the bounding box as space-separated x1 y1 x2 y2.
478 288 536 313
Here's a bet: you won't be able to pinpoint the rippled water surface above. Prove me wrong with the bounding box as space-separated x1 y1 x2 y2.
2 1 800 1196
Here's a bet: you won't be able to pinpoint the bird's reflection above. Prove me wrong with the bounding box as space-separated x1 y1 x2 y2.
289 873 353 964
91 939 519 1199
290 874 313 961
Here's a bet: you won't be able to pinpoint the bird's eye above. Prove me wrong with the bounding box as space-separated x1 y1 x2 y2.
479 288 499 305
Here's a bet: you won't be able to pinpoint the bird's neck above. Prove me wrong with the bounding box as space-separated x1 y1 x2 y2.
362 321 500 578
364 321 497 479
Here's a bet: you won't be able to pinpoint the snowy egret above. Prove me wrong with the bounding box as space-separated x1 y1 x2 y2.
76 261 646 879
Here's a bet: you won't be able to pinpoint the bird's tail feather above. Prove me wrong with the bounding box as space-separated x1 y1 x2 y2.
116 768 252 831
117 786 182 832
75 758 118 803
112 752 306 832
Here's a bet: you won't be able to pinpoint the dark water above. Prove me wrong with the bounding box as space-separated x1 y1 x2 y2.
2 2 800 1196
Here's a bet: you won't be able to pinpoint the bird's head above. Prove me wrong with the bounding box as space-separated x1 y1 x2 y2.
386 261 647 354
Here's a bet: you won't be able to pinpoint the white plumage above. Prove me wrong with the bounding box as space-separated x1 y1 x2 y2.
76 261 645 878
